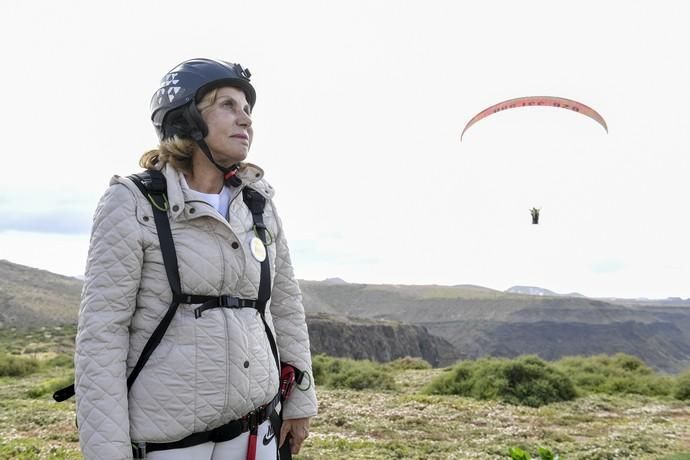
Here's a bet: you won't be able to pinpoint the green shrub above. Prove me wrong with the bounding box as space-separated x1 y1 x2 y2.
423 355 576 407
385 356 432 370
673 368 690 400
312 354 341 385
613 353 648 372
537 447 557 460
508 447 531 460
312 354 397 391
554 354 673 397
0 352 40 377
27 373 75 398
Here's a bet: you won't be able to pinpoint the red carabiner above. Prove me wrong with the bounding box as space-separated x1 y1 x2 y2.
280 363 296 401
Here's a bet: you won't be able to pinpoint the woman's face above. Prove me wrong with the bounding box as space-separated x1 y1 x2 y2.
200 86 253 166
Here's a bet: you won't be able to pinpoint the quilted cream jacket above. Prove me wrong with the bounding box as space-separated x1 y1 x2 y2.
74 162 318 460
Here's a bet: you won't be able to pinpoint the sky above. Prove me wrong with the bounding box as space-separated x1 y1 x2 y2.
1 0 689 299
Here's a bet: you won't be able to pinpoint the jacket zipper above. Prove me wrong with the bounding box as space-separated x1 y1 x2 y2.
185 189 260 415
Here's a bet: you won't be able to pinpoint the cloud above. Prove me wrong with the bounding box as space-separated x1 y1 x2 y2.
0 190 95 234
0 210 92 234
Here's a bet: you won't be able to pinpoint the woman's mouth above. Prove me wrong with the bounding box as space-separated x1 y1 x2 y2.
230 134 249 144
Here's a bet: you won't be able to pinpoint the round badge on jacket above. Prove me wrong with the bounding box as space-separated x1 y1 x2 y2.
249 236 267 262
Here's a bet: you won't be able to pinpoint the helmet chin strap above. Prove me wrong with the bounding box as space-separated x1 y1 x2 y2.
194 137 243 187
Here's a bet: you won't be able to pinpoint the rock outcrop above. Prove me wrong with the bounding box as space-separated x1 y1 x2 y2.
306 313 458 367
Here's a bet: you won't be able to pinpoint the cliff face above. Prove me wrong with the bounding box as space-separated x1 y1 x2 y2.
306 313 458 367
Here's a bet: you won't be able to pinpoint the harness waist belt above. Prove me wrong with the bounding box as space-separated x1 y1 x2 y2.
142 392 280 454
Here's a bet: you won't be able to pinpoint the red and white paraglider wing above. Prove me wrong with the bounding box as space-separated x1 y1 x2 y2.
460 96 608 140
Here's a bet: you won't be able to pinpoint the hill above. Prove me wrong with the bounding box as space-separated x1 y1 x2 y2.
506 285 559 296
299 280 690 373
0 260 82 328
0 261 454 366
3 260 690 372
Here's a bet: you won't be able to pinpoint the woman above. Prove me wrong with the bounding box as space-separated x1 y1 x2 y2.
74 58 317 460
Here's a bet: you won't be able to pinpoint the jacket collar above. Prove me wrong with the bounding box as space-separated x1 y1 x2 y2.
162 162 265 221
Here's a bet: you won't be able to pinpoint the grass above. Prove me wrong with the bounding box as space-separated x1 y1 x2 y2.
0 331 689 459
0 326 77 358
300 378 690 459
6 367 687 459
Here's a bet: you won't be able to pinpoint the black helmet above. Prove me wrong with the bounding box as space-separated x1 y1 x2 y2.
150 58 256 141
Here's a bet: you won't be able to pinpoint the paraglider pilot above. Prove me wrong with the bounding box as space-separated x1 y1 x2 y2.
530 207 540 224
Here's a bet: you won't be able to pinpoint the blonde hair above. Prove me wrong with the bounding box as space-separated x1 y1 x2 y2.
139 88 221 173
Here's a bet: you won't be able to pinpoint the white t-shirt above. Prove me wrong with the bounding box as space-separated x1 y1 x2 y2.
180 175 233 219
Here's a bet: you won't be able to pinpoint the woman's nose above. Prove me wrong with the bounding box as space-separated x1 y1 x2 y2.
238 112 252 127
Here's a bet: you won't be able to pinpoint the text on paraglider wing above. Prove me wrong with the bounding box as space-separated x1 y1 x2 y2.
492 100 581 114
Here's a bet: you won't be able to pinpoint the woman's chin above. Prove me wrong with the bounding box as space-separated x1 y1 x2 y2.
220 152 248 166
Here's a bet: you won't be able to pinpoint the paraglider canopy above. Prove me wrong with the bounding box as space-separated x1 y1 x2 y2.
461 96 608 141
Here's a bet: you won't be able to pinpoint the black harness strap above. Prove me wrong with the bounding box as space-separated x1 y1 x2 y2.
244 189 295 460
144 392 281 453
53 172 260 402
243 188 280 373
55 171 292 459
126 171 182 390
136 184 283 457
53 170 178 402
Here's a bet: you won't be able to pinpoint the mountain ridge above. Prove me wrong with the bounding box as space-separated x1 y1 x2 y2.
3 260 690 372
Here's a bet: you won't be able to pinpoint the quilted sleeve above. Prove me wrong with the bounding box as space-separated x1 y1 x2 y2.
75 182 144 460
269 204 318 419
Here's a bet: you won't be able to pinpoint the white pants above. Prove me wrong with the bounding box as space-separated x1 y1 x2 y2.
147 419 277 460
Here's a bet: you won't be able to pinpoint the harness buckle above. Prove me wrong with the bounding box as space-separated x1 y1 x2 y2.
244 410 258 431
132 442 147 459
142 174 166 193
219 296 240 308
